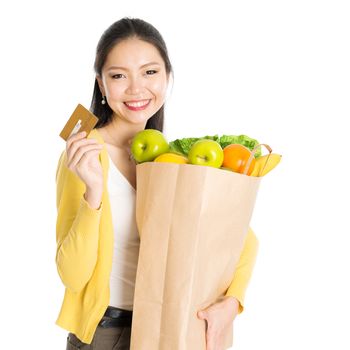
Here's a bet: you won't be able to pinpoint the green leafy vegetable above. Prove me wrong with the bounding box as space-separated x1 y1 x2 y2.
169 134 261 158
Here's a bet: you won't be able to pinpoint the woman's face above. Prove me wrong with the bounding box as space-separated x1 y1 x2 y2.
97 37 169 125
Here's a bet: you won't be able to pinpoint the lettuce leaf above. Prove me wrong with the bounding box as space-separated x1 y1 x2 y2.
219 134 261 158
169 134 261 158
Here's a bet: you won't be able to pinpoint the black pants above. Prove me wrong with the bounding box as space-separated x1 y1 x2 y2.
66 326 131 350
66 307 132 349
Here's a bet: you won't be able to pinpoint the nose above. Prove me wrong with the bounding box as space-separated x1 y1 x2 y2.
125 75 144 95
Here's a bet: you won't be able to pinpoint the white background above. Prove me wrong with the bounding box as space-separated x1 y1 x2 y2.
0 0 349 349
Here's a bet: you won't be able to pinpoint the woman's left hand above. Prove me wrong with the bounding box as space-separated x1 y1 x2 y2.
197 296 240 350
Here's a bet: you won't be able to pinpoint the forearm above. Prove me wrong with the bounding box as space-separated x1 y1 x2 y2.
55 149 104 292
225 227 259 313
56 196 102 292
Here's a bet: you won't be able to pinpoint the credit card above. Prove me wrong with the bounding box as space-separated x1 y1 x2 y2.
59 104 99 141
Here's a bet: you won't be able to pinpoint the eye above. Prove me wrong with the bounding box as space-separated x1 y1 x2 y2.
146 70 157 75
112 74 124 79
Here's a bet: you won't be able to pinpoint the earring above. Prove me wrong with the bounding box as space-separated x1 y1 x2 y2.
101 96 106 105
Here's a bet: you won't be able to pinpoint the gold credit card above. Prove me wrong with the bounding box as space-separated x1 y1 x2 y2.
59 104 99 141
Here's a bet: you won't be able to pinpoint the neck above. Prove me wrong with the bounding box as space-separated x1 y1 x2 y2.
103 115 147 148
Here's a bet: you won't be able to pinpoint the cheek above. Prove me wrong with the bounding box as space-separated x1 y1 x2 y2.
150 79 168 98
106 83 125 100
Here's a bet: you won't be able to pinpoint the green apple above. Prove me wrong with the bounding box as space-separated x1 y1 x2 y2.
188 139 224 168
131 129 169 163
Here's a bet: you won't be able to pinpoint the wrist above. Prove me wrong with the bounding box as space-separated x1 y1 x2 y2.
224 295 238 304
223 296 240 314
86 182 103 193
84 187 103 210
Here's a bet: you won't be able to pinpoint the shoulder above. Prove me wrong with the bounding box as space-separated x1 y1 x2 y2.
88 128 105 144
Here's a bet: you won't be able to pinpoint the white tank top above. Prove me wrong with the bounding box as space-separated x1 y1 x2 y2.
107 154 140 311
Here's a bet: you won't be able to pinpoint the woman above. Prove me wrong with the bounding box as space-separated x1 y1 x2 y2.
55 17 259 350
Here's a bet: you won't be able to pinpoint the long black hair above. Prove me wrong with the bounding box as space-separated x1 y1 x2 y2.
90 17 173 131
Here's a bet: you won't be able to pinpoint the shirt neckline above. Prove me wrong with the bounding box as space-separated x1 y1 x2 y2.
107 153 136 192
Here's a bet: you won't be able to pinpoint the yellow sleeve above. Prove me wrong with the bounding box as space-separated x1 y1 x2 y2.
225 227 259 314
55 150 102 293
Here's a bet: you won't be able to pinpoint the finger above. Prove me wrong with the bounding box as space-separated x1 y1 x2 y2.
202 319 209 350
78 149 102 168
67 136 99 155
197 310 208 320
206 329 213 350
66 131 87 149
68 144 103 169
197 311 206 320
67 138 101 162
206 327 217 350
75 149 103 171
67 142 102 169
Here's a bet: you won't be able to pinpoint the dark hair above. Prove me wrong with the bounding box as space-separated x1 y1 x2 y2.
90 17 173 131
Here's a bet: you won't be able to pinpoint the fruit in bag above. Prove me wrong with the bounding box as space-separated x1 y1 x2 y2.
251 154 282 177
154 153 189 164
222 144 256 175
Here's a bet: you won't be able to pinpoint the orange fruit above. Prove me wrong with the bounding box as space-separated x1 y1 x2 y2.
222 144 256 175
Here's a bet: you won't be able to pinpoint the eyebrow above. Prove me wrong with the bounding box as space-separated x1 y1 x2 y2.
107 62 161 71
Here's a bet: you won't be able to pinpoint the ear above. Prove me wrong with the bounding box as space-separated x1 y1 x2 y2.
96 75 105 96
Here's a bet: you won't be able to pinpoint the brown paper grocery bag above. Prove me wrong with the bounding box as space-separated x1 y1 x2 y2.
130 162 261 350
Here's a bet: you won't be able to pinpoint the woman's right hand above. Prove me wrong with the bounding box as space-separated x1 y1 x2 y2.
66 131 104 197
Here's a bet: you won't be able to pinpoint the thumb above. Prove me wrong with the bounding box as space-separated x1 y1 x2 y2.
197 309 207 320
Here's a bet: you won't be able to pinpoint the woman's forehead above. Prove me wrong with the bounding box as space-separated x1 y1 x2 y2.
104 38 164 69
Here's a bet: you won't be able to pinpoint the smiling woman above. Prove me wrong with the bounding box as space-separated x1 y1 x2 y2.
55 17 259 350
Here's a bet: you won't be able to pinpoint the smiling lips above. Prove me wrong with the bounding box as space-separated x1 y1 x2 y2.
124 99 151 111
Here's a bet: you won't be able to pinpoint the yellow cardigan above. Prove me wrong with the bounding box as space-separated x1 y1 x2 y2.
55 128 259 344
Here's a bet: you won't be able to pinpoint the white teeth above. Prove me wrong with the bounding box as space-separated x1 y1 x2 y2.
125 100 150 107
